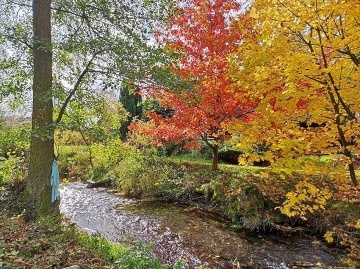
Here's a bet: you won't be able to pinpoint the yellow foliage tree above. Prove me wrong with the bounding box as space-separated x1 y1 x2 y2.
228 0 359 191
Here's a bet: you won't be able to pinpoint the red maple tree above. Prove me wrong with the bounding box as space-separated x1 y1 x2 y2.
131 0 256 170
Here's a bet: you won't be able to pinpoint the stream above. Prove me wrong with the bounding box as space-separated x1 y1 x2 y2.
59 182 347 269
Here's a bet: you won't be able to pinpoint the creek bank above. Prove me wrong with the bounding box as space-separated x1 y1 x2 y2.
60 182 349 269
58 150 359 266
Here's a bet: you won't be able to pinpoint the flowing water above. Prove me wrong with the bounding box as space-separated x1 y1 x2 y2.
60 182 347 269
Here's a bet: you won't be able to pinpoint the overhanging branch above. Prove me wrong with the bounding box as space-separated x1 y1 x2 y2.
55 51 103 124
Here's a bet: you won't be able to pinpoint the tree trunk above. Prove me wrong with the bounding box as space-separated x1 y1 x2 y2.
327 88 358 187
347 161 358 187
212 144 219 171
25 0 57 217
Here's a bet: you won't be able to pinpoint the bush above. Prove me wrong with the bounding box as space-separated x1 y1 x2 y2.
89 139 136 180
110 153 211 201
157 142 189 157
57 138 137 181
0 155 27 185
55 130 85 146
110 154 168 197
199 173 265 229
199 142 243 164
0 124 30 158
199 142 213 160
126 131 156 155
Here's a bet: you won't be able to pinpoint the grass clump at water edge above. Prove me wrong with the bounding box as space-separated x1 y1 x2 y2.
78 233 176 269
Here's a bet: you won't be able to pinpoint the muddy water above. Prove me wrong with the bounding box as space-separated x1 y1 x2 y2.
60 182 346 268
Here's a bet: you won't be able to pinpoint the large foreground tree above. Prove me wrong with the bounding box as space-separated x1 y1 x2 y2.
25 0 55 215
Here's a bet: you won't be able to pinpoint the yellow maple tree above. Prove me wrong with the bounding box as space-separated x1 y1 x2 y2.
228 0 359 188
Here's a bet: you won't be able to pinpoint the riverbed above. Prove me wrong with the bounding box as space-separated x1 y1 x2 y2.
60 182 347 268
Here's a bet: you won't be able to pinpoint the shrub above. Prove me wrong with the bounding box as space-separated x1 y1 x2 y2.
89 139 136 180
0 124 30 158
110 154 168 197
110 153 210 200
157 142 189 157
57 138 137 181
0 155 27 185
126 131 156 155
199 172 265 229
55 130 85 146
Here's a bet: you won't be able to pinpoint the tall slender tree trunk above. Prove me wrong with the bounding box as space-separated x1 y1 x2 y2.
212 144 219 171
25 0 57 217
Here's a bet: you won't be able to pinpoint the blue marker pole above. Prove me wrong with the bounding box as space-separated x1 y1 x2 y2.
50 159 60 202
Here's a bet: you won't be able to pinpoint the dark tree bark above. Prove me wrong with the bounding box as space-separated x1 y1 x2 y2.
25 0 57 216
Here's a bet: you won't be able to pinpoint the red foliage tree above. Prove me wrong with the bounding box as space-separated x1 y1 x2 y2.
132 0 256 170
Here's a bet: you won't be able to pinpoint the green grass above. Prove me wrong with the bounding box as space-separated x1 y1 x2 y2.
166 152 212 166
166 153 268 175
168 152 360 182
78 234 171 269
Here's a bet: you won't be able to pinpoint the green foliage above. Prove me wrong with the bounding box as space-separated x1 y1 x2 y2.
110 153 207 200
57 138 136 181
58 99 128 144
199 173 265 229
89 139 136 180
113 243 169 269
108 154 147 197
55 130 85 146
198 142 214 160
77 233 128 261
0 155 26 185
167 142 244 164
126 129 158 154
79 234 171 269
157 142 189 157
0 122 29 185
0 123 30 158
165 142 245 165
119 82 143 140
56 145 88 180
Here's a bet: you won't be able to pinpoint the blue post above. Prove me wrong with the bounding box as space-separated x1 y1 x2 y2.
50 159 60 202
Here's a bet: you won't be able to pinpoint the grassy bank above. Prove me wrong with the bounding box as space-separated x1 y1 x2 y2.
55 142 359 266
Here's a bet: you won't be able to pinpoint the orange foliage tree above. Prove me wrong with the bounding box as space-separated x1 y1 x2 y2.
131 0 255 171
